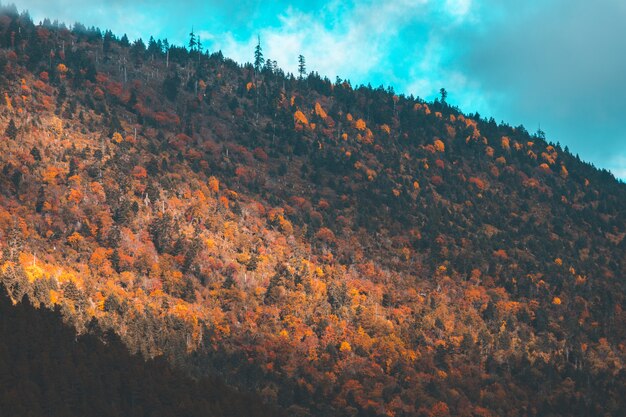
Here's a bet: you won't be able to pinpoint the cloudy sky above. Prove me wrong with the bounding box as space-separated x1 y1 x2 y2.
15 0 626 180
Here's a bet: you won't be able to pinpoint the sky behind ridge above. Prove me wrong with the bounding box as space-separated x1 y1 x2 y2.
14 0 626 180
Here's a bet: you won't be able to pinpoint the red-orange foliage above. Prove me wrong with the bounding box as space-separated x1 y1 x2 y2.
153 111 180 127
43 166 62 184
430 401 451 417
493 249 508 259
468 177 486 190
294 110 308 127
315 227 335 244
208 176 219 194
355 118 366 131
314 102 328 120
538 163 551 174
93 87 105 100
253 147 269 161
132 166 148 179
67 189 83 204
431 175 443 186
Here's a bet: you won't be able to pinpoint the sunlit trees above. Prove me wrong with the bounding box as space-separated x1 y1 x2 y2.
293 110 308 127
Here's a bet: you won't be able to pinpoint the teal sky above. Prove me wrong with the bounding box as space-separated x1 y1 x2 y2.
14 0 626 180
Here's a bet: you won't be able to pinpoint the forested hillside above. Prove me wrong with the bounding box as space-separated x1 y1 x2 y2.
0 4 625 416
0 285 282 417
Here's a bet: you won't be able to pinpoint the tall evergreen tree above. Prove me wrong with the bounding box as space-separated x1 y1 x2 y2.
103 29 114 55
188 28 196 52
147 36 161 58
298 54 306 79
197 36 203 63
4 119 17 140
254 35 264 73
30 146 41 161
130 38 146 60
163 38 170 67
163 71 181 101
264 58 275 73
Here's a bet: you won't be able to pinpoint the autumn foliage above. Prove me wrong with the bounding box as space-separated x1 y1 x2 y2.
0 8 624 417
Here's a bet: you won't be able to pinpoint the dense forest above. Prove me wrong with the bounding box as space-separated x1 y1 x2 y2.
0 284 282 417
0 4 625 416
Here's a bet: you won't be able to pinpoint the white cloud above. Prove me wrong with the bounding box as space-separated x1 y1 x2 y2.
207 0 434 81
445 0 472 18
19 0 161 42
204 0 484 106
203 0 486 106
606 155 626 180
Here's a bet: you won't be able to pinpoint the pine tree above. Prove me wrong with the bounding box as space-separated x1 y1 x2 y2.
103 30 114 55
4 119 17 140
298 54 306 79
163 71 181 101
188 28 196 52
147 36 161 58
197 36 203 63
30 146 41 161
254 35 264 73
163 39 170 67
130 38 145 60
35 186 45 213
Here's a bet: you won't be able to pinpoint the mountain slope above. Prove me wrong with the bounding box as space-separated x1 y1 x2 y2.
0 5 625 416
0 285 282 417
